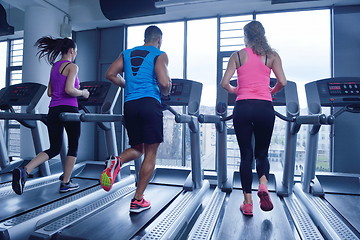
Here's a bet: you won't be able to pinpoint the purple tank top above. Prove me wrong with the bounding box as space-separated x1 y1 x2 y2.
49 60 79 107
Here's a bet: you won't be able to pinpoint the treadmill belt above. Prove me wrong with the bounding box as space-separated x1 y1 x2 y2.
0 178 98 221
217 189 295 240
326 194 360 233
0 173 12 185
56 184 182 240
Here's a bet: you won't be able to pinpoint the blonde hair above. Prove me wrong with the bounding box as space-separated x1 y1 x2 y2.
244 21 274 56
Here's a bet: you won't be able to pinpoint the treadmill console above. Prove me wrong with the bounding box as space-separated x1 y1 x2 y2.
0 82 46 112
78 81 112 106
306 77 360 107
228 78 287 106
163 79 203 115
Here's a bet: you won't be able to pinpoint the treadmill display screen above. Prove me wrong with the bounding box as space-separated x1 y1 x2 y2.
328 82 360 96
170 83 183 95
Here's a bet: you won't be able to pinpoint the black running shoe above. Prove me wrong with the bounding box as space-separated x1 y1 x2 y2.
12 167 28 195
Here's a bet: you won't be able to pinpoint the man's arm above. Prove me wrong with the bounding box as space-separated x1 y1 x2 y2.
106 53 126 88
155 53 172 96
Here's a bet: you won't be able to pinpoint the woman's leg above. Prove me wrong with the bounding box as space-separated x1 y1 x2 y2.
63 117 81 183
28 107 63 173
233 101 254 204
253 100 275 211
253 101 275 182
25 152 50 174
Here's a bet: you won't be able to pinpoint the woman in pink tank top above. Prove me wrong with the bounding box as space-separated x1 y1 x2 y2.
221 21 287 216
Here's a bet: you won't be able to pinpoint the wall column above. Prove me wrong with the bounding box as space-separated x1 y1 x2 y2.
20 5 63 159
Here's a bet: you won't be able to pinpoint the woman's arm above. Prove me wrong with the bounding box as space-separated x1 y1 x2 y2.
47 79 52 97
220 52 237 94
65 63 89 98
47 66 53 97
270 52 287 95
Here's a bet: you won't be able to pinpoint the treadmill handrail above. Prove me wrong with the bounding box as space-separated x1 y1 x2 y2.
216 112 328 125
294 114 327 125
60 112 82 122
198 114 221 124
0 112 47 121
60 112 122 122
163 104 193 124
80 113 123 122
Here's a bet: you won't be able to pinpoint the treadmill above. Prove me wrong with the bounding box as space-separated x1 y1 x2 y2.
294 77 360 239
0 82 50 184
0 81 135 240
30 78 209 240
188 79 325 239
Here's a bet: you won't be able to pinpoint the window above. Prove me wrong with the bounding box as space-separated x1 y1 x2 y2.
127 23 186 167
187 18 217 169
220 15 252 52
257 10 331 172
219 15 252 170
127 20 218 169
7 39 24 157
220 10 331 173
0 41 7 89
125 9 331 173
0 41 7 138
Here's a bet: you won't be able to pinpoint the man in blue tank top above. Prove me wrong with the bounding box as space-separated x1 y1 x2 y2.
102 25 172 213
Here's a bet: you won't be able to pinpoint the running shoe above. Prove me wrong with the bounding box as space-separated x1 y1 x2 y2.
12 167 28 195
60 180 79 193
258 184 273 211
240 203 253 216
130 197 151 213
100 156 121 191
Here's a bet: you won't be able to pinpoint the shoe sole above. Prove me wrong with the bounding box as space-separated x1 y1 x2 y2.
12 169 24 195
60 186 80 193
240 206 253 216
241 211 253 216
258 191 273 211
100 171 115 191
130 205 151 213
100 160 121 191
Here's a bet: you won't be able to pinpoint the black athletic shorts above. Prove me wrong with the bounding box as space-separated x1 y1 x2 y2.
124 97 163 147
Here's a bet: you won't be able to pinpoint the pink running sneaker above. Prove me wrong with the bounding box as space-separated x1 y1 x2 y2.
240 203 253 216
130 197 151 213
100 156 121 191
257 184 273 211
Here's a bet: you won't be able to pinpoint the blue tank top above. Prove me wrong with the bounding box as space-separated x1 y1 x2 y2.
122 45 164 103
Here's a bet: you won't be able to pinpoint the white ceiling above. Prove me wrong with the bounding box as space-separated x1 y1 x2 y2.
1 0 360 31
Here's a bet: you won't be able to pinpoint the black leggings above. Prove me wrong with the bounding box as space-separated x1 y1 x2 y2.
44 105 80 159
233 99 275 193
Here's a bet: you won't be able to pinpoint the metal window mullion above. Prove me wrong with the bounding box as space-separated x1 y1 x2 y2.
182 20 188 167
4 39 11 147
220 28 243 32
220 20 252 24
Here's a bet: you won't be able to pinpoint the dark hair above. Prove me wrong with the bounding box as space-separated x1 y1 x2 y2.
144 25 162 43
34 36 76 64
244 21 274 56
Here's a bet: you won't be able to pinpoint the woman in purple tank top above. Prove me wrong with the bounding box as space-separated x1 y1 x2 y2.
221 21 287 216
12 37 89 195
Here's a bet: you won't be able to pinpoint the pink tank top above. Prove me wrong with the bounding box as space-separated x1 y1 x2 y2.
49 60 79 107
235 48 272 102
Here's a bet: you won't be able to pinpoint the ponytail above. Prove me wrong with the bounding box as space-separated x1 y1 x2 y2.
244 21 274 56
35 36 76 64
